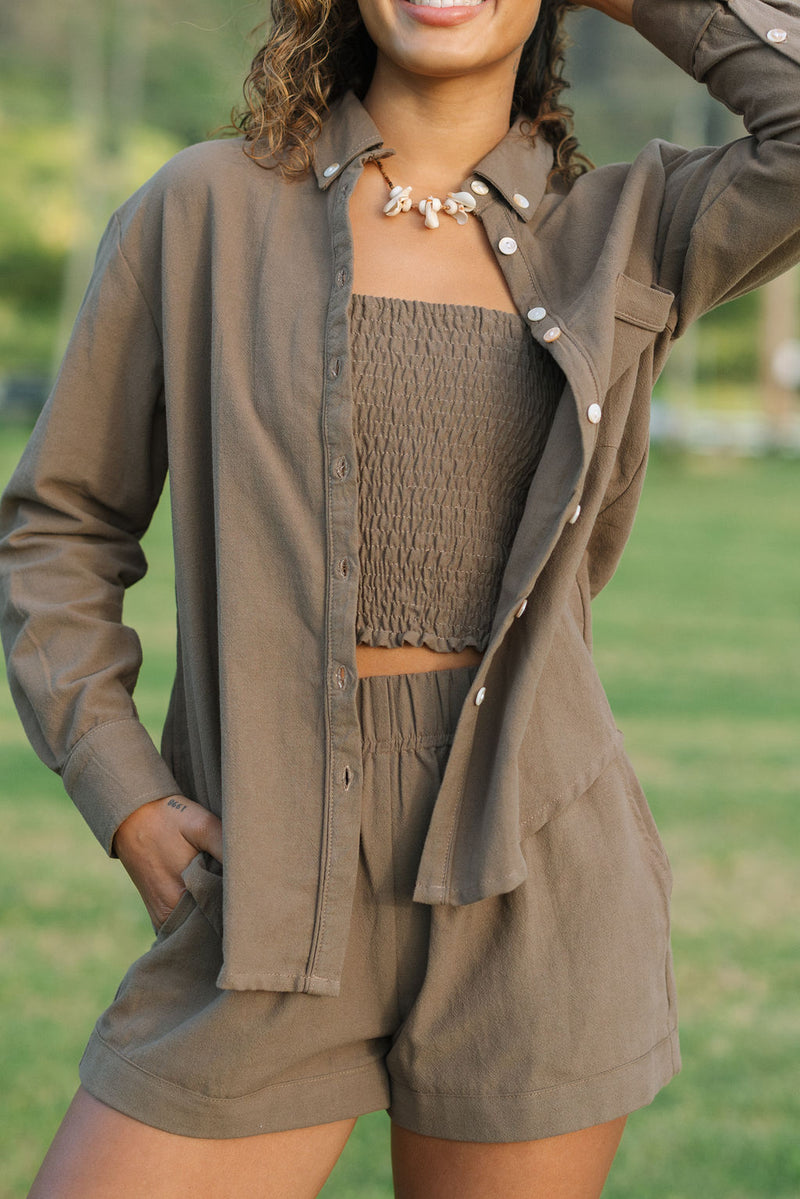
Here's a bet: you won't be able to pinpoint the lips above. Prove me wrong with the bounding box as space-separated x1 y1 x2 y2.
398 0 487 25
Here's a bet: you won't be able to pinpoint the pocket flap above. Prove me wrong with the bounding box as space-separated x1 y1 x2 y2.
615 272 675 332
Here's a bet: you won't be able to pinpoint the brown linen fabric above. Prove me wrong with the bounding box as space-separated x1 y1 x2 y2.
78 666 678 1141
1 0 799 994
349 293 563 654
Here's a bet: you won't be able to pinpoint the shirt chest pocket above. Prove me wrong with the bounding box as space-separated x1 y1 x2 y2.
608 272 676 389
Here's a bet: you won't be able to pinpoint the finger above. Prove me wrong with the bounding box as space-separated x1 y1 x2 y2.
182 805 224 864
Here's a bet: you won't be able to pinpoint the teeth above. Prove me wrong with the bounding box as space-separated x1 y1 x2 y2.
406 0 484 7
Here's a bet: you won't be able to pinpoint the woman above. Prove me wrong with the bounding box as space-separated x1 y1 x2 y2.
1 0 798 1192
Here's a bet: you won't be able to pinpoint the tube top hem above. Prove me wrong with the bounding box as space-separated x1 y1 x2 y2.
356 626 487 655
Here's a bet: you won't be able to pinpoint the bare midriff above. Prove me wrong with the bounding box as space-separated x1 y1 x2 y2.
355 643 484 677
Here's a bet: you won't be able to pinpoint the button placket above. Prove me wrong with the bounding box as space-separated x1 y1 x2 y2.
308 156 369 992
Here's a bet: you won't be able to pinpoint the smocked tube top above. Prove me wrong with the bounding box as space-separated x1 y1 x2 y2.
350 293 564 654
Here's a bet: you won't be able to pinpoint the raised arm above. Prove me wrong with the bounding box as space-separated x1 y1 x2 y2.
576 0 800 329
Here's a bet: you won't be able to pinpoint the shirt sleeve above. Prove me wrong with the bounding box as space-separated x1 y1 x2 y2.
632 0 800 334
0 210 181 854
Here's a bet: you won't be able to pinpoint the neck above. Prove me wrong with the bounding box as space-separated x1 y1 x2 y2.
362 56 516 191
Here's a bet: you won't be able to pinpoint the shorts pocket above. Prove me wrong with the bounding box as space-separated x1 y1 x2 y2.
155 888 195 940
156 851 223 941
617 751 673 892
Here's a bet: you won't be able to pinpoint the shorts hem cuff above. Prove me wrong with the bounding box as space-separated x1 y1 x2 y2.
79 1029 391 1138
387 1025 681 1142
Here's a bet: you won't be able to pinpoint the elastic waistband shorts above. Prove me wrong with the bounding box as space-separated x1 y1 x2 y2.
80 664 680 1141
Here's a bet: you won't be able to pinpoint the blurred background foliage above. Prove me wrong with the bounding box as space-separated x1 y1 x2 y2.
0 0 252 378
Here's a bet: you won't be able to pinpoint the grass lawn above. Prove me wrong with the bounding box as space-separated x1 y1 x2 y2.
0 426 798 1198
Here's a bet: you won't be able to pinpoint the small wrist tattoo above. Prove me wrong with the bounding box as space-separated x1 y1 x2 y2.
167 797 188 813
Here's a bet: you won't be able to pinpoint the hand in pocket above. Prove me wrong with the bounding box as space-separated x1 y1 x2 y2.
112 795 223 929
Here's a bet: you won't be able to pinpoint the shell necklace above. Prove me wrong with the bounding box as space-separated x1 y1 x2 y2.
366 155 477 230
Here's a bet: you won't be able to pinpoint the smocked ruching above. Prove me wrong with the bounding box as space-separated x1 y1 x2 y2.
350 293 564 653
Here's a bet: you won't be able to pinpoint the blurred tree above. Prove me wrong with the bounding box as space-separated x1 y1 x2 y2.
760 272 799 438
0 0 254 141
1 0 255 375
55 0 148 365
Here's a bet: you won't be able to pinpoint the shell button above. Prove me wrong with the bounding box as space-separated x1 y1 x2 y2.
515 599 528 618
323 162 340 177
543 326 562 343
512 193 530 209
587 403 602 424
474 686 487 706
470 180 489 195
767 27 788 42
498 237 518 255
568 504 582 525
527 307 546 322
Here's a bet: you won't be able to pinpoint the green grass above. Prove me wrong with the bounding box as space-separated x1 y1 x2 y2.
1 428 798 1197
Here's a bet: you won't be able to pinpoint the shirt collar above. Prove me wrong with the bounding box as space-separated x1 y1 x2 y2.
313 90 555 222
312 91 386 188
469 116 555 223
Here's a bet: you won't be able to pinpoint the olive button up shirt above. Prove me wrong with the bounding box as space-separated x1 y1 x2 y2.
1 0 799 993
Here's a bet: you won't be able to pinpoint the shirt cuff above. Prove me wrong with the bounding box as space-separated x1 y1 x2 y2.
61 717 182 855
633 0 800 75
726 0 800 64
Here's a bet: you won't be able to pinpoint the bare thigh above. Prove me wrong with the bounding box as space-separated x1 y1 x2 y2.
390 1116 628 1199
28 1086 357 1199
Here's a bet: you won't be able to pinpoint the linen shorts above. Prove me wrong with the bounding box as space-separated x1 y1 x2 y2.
80 664 680 1142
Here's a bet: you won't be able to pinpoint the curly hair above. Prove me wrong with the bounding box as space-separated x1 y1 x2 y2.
233 0 591 188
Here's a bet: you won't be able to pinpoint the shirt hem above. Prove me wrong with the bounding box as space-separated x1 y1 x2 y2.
215 965 342 996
